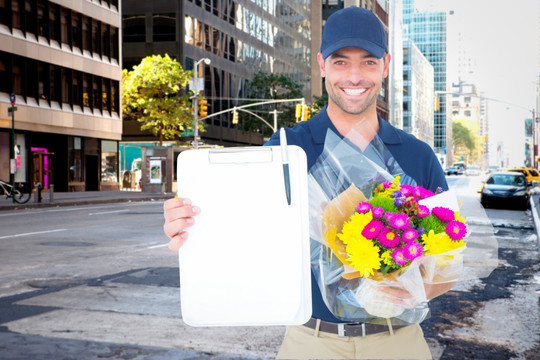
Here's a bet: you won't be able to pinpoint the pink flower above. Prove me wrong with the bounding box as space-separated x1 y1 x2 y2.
404 241 423 260
402 228 419 242
383 181 393 189
400 184 414 197
378 227 401 248
432 207 455 222
414 186 435 199
372 206 385 218
392 248 408 266
389 213 410 230
446 220 467 240
356 202 372 213
362 219 384 239
384 212 395 222
417 205 430 218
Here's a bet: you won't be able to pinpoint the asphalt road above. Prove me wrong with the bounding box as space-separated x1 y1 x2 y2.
0 176 539 359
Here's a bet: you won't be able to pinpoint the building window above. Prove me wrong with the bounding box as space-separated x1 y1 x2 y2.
72 71 81 106
12 0 21 29
123 14 145 42
83 73 91 107
68 136 83 183
92 19 100 56
101 23 110 59
92 75 100 110
25 0 36 36
153 13 175 42
71 12 81 50
101 140 118 183
82 15 90 52
49 3 60 44
111 80 118 113
0 0 9 27
60 8 69 46
61 68 71 104
37 0 47 38
102 78 109 111
38 62 48 100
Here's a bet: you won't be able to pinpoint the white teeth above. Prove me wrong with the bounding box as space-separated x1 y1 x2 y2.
343 88 366 95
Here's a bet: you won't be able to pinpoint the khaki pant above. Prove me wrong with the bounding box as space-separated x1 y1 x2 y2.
276 322 432 359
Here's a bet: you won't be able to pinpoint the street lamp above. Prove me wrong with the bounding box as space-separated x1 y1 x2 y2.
192 58 211 149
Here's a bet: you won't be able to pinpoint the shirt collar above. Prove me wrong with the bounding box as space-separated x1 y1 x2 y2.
308 106 402 145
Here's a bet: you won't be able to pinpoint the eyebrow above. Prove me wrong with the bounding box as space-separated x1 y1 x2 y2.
328 52 379 60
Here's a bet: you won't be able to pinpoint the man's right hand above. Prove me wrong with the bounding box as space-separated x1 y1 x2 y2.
163 197 200 251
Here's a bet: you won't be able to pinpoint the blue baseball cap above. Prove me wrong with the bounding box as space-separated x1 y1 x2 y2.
321 6 388 59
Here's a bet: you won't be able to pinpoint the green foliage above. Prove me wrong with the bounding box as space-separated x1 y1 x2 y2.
239 72 304 137
418 215 444 235
122 54 195 145
312 94 328 114
369 196 398 213
452 120 477 162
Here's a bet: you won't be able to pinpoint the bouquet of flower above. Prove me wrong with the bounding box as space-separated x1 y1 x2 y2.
330 177 467 318
309 127 469 322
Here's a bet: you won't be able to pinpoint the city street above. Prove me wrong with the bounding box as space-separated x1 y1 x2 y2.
0 175 539 359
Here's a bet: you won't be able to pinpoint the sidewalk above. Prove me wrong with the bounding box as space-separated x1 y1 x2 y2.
0 189 173 211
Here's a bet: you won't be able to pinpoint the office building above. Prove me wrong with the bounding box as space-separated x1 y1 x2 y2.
403 0 449 160
402 39 434 147
122 0 313 146
0 0 122 192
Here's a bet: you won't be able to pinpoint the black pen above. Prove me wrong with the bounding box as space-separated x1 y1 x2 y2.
280 128 291 205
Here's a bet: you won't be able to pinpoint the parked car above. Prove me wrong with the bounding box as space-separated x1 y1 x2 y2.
465 165 481 176
480 171 530 209
506 167 540 185
445 166 463 176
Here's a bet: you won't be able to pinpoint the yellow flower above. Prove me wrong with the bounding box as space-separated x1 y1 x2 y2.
381 250 393 266
345 238 382 278
422 230 465 256
337 211 373 245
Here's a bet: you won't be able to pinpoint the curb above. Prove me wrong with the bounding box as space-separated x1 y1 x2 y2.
530 194 540 250
0 194 172 211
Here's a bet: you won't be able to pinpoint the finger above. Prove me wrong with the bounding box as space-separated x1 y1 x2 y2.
163 217 195 239
168 232 188 252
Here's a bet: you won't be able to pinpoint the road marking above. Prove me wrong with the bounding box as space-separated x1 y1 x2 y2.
0 228 67 239
88 210 129 216
147 243 169 249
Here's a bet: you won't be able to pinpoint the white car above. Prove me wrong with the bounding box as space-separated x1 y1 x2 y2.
465 165 481 176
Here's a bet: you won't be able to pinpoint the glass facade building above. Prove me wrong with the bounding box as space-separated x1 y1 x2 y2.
403 0 449 156
0 0 122 192
122 0 312 146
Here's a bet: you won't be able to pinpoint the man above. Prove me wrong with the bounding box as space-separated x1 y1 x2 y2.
164 6 451 359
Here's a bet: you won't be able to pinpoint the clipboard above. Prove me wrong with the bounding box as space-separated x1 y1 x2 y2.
176 145 312 326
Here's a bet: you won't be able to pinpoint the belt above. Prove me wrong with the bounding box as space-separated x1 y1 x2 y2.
303 317 408 337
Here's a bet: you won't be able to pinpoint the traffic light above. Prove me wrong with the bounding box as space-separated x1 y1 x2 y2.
302 105 310 121
199 99 208 117
295 103 302 121
232 110 239 124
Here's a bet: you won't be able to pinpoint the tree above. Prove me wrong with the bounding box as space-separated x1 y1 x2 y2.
452 119 477 163
239 72 304 137
122 54 194 145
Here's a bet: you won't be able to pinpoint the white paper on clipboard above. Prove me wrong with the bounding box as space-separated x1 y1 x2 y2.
176 145 312 327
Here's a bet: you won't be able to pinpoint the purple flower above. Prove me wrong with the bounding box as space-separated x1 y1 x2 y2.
356 201 372 213
362 219 384 239
432 207 455 222
417 227 425 236
402 228 419 242
393 190 403 198
394 198 404 206
446 220 467 240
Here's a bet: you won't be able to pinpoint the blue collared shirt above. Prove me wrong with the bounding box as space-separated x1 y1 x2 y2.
266 106 448 322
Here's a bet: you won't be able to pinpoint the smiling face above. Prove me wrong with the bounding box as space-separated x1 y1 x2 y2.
318 47 390 126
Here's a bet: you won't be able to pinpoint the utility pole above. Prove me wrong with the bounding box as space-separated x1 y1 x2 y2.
191 58 211 149
8 93 17 203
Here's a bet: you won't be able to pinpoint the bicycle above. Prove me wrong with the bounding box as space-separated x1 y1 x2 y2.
0 179 31 204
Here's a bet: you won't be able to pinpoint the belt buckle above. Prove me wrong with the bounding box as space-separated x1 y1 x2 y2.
338 323 366 337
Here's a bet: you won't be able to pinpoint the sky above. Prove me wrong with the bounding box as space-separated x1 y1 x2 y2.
418 0 540 166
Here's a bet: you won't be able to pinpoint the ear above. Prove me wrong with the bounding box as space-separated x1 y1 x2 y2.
317 52 326 78
383 53 391 78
